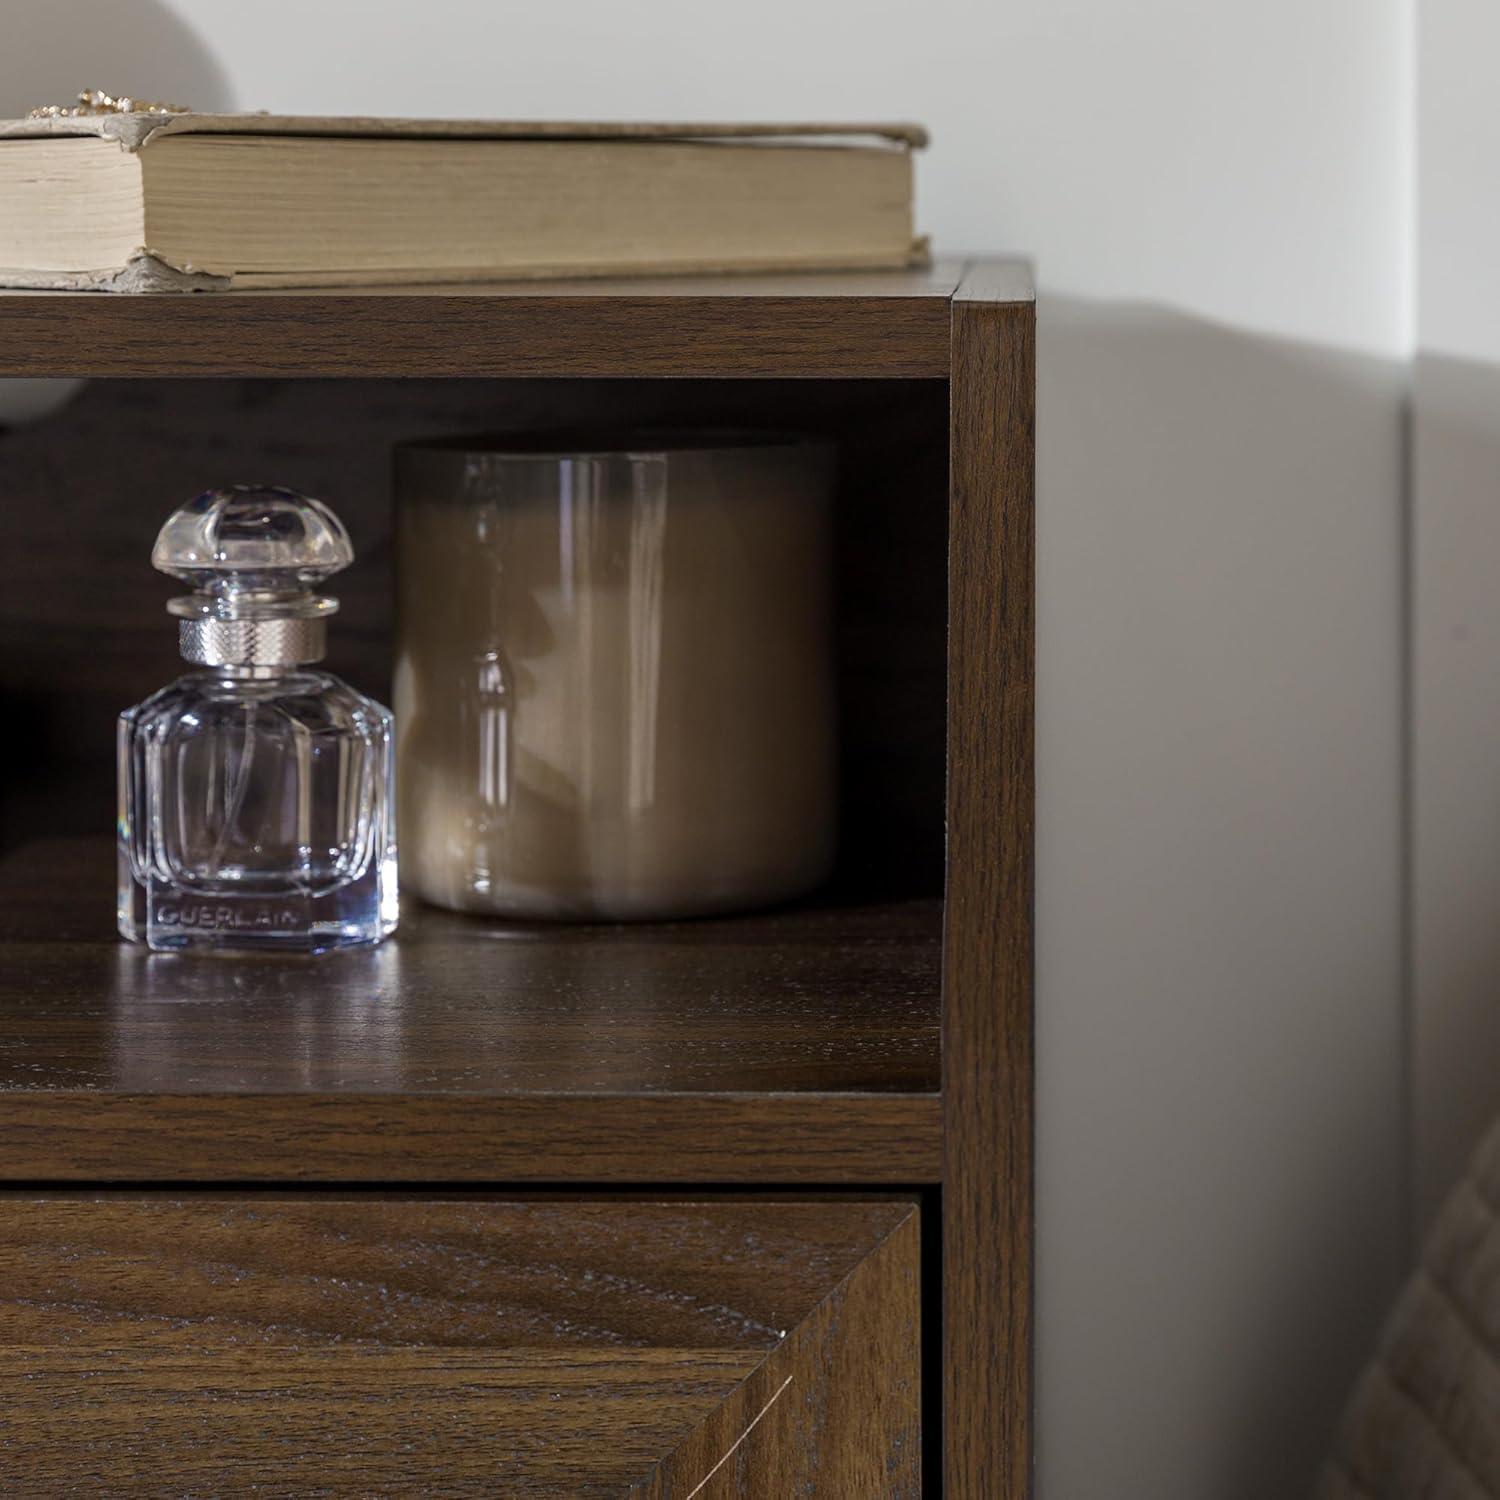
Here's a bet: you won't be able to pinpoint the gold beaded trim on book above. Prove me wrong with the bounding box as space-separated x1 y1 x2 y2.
27 90 190 119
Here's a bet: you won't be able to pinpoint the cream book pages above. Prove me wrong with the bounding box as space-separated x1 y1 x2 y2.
0 115 926 291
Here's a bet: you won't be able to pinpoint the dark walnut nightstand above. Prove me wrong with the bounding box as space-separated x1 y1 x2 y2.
0 260 1033 1497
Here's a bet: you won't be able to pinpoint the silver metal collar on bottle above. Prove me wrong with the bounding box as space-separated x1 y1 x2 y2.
167 593 338 671
176 613 328 669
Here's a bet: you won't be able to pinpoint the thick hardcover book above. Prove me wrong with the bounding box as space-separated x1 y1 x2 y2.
0 114 927 292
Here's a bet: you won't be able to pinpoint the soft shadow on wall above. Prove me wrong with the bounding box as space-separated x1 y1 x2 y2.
4 0 232 111
1036 294 1404 1500
0 0 233 425
1412 351 1500 1231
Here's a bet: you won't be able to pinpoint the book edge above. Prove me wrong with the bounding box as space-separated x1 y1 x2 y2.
0 252 229 291
0 241 930 294
0 115 929 153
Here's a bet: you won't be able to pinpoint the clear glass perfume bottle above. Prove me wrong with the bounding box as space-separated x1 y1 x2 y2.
117 486 397 953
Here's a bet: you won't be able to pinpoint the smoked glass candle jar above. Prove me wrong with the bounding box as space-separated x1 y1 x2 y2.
393 432 837 920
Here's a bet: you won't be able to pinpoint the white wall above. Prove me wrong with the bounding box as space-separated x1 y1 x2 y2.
6 3 1411 1493
1413 0 1500 1228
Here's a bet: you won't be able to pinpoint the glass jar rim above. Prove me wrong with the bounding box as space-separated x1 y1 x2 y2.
395 428 831 462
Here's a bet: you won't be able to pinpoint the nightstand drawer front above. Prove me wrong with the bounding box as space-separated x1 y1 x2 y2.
0 1196 920 1496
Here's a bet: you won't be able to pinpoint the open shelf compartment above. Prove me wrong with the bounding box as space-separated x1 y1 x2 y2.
0 368 951 1183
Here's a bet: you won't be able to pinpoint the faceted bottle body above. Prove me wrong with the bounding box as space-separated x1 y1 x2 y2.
118 669 397 953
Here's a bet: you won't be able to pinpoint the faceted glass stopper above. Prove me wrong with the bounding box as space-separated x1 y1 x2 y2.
152 485 354 591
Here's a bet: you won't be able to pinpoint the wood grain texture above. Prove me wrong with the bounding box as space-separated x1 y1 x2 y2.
0 1196 920 1494
0 839 939 1182
0 265 966 380
0 258 1040 1489
3 1348 757 1495
943 263 1036 1497
0 1093 939 1185
645 1206 922 1497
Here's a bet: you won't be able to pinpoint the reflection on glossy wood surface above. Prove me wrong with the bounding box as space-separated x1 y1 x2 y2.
0 1196 921 1495
0 839 938 1094
0 839 940 1182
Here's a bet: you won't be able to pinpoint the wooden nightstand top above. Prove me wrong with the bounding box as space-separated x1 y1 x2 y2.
0 258 1032 379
